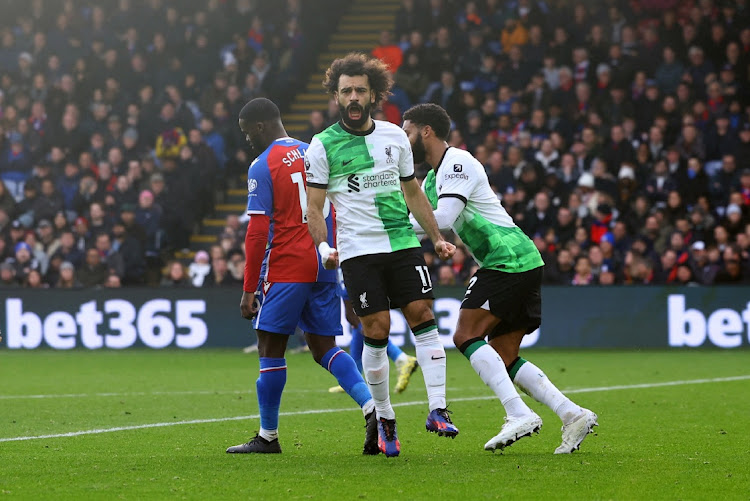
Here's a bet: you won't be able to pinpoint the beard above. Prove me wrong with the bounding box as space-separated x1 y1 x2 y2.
339 101 371 129
411 134 427 164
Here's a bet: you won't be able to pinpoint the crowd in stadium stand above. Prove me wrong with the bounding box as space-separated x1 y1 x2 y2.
0 0 749 289
365 0 750 286
0 0 340 288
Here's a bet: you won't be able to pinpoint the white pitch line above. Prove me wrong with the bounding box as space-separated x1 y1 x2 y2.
2 375 749 444
0 387 468 400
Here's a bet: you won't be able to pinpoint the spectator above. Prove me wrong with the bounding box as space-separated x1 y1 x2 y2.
714 245 748 284
571 255 594 285
94 232 124 279
437 264 456 286
203 254 240 287
371 30 402 73
189 250 211 287
111 219 145 285
77 247 108 287
23 268 47 288
160 260 192 287
0 261 19 289
56 260 82 289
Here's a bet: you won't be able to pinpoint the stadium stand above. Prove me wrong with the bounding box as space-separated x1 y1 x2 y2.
0 0 749 288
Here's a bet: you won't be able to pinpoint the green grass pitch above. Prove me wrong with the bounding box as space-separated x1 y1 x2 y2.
1 349 749 499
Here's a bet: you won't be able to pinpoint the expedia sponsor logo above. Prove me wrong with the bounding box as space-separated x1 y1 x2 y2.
347 174 360 193
445 173 469 180
453 164 463 172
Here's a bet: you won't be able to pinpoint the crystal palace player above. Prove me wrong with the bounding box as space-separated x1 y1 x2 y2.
226 98 378 455
306 54 459 457
403 103 597 454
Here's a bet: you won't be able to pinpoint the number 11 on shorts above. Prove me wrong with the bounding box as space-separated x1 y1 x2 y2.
415 265 433 293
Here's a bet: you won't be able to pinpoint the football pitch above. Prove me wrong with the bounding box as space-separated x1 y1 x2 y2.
1 349 749 500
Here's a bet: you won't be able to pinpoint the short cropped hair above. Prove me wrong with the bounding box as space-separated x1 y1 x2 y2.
238 98 280 123
323 53 392 106
403 103 452 141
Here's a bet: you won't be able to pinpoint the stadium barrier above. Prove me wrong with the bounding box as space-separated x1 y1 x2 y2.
2 287 750 350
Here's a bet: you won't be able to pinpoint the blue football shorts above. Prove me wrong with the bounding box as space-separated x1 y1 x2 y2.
254 281 342 337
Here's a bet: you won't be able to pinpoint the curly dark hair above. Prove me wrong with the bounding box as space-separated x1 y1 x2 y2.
403 103 452 141
322 53 393 106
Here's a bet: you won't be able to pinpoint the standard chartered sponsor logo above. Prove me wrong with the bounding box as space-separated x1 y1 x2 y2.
361 172 398 189
5 298 208 350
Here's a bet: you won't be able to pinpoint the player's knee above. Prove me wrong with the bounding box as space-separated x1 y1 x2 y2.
452 328 472 349
403 301 434 325
360 318 390 339
365 367 386 384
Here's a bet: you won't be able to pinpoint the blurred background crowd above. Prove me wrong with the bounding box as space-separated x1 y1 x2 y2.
0 0 749 289
0 0 340 288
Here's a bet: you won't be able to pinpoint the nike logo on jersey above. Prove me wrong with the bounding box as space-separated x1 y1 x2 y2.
422 287 433 294
431 355 445 360
343 159 353 166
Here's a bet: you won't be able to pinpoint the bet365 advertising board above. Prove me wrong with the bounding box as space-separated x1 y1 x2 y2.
1 287 749 350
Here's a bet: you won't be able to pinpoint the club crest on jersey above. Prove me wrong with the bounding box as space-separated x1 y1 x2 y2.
359 292 369 309
385 146 395 164
247 178 258 193
453 164 463 172
347 174 360 193
263 281 272 294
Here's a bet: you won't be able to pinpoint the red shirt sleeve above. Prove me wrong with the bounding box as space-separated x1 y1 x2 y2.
243 214 270 292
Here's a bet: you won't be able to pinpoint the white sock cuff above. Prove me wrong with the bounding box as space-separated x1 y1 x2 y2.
515 360 543 381
413 327 440 346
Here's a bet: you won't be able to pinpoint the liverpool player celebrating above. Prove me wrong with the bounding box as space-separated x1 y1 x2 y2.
403 103 597 454
306 54 459 458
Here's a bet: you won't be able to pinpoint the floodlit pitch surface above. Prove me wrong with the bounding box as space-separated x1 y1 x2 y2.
1 349 748 499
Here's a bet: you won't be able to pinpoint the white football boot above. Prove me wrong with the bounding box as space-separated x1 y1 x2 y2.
554 408 598 454
484 412 543 452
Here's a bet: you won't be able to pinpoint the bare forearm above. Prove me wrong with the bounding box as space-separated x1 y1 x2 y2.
307 210 327 247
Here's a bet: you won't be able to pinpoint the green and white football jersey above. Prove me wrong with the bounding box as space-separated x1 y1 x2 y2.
422 147 544 272
305 120 420 262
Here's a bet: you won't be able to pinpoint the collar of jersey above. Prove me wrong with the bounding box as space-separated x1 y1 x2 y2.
273 137 294 142
432 146 453 173
338 120 376 136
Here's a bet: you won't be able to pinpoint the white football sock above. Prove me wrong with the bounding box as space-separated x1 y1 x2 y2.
362 344 395 419
414 327 447 410
513 360 582 425
362 399 375 417
470 344 533 419
259 428 278 441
